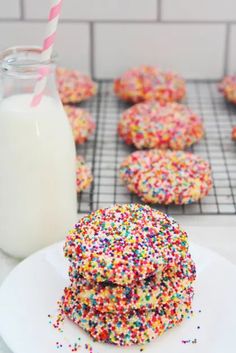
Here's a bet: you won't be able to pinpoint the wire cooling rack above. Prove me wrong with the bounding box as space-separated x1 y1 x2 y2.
77 81 236 215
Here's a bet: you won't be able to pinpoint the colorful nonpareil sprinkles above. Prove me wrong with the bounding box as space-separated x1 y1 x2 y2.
67 253 196 314
219 75 236 104
120 150 213 205
57 67 97 104
68 343 82 352
114 66 186 104
64 204 189 286
180 309 202 345
64 106 96 145
61 286 194 346
55 340 82 352
232 126 236 141
118 101 204 150
49 301 65 332
49 308 83 352
76 155 93 193
58 204 196 346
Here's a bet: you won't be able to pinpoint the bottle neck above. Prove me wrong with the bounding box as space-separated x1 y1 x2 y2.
0 46 58 101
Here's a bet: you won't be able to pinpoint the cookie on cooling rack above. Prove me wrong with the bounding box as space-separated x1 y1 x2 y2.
114 66 186 103
118 101 204 150
219 75 236 104
64 204 189 286
64 105 95 144
232 126 236 141
76 155 93 193
57 67 97 104
120 150 213 205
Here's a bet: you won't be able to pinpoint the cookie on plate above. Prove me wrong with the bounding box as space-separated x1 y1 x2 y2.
120 150 213 205
76 155 93 193
61 285 194 346
118 101 204 150
64 105 95 144
67 253 196 314
62 204 196 345
114 66 186 103
57 67 97 104
219 75 236 104
64 204 189 286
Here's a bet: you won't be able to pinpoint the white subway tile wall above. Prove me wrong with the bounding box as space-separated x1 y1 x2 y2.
95 24 226 79
0 23 90 74
163 0 236 21
0 0 235 77
228 25 236 74
24 0 158 20
0 0 20 19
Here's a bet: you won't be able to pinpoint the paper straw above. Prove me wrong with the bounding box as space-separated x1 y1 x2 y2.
31 0 63 107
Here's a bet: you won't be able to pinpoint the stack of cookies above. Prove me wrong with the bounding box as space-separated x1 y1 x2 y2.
61 204 196 346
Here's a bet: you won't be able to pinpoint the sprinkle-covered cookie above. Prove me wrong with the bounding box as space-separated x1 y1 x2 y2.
219 75 236 104
76 155 93 193
62 285 194 346
120 150 213 205
57 67 97 104
114 66 186 103
64 106 95 144
64 204 189 286
232 126 236 140
118 101 204 150
68 254 196 314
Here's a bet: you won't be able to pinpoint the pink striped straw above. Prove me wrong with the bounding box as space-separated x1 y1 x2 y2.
31 0 63 107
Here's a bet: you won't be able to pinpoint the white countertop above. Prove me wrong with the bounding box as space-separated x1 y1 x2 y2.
0 215 236 353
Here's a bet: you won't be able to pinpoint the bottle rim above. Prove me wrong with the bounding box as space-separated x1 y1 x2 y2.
0 46 57 78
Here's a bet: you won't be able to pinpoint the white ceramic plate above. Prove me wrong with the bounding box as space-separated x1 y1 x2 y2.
0 241 236 353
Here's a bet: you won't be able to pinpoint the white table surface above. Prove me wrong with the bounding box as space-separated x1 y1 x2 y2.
0 215 236 353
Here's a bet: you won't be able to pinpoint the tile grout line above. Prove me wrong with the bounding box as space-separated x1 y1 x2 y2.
20 0 25 21
157 0 162 22
0 18 236 25
224 23 230 75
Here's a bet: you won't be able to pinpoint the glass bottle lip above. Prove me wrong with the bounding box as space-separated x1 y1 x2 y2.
0 46 57 78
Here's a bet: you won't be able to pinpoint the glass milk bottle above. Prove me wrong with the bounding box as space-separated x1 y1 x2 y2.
0 46 77 258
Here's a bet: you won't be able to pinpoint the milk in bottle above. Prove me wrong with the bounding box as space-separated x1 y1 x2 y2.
0 47 77 257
